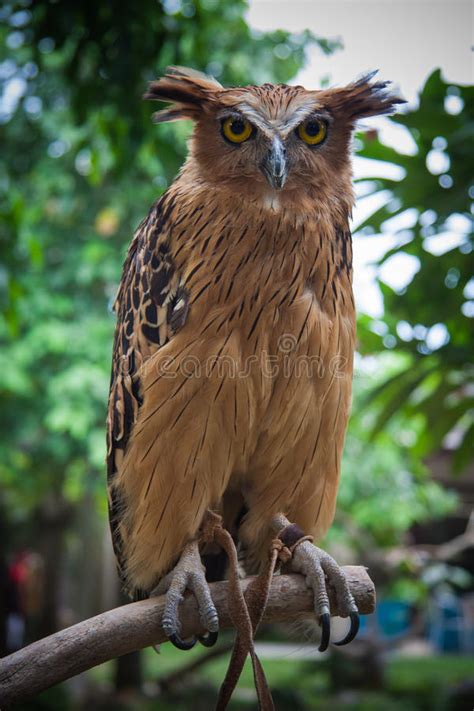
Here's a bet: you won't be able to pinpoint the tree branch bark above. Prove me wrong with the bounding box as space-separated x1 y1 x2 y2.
0 567 375 705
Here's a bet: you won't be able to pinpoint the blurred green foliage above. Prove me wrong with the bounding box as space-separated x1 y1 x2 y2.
355 70 473 473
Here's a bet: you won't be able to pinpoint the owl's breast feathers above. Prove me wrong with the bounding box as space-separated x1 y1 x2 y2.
107 177 355 592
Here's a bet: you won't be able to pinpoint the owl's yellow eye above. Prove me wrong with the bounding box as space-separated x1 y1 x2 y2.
297 119 327 146
222 116 254 144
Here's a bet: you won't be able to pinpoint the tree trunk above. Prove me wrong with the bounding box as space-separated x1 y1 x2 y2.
113 590 143 692
114 651 143 691
32 494 72 642
0 503 8 657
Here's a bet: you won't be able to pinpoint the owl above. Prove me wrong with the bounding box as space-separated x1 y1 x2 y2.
107 66 403 653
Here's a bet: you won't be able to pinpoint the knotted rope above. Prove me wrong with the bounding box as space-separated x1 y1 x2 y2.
200 512 312 710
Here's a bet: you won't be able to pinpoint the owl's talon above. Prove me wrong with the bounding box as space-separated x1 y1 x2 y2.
318 612 331 652
281 531 360 651
199 630 219 647
169 632 198 651
334 611 360 646
153 539 219 651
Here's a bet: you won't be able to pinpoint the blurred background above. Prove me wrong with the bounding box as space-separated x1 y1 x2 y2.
0 0 473 709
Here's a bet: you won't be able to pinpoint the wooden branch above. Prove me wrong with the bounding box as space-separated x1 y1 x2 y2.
0 568 375 705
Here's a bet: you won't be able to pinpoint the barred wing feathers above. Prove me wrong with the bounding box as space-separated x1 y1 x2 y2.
106 193 189 592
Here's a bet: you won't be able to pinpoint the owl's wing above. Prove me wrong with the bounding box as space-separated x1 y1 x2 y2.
106 195 189 590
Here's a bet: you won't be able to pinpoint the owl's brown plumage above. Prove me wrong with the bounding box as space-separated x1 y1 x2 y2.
107 68 403 608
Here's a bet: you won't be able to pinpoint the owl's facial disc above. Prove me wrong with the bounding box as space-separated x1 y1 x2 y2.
260 136 287 190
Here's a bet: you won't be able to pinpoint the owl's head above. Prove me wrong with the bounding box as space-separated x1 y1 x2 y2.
145 67 404 210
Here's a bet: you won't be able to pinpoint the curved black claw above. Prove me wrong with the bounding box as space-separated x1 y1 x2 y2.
334 611 360 647
318 612 331 652
199 630 219 648
168 632 198 651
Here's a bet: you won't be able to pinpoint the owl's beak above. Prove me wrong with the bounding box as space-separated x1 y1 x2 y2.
260 137 287 189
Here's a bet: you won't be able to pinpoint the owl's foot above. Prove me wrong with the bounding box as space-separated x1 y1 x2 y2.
152 539 219 651
290 540 360 651
272 514 359 652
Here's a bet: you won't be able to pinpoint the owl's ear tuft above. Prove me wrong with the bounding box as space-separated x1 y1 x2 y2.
144 66 223 123
329 72 406 121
